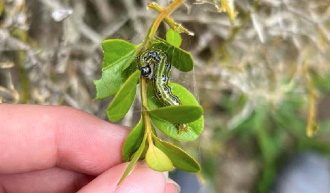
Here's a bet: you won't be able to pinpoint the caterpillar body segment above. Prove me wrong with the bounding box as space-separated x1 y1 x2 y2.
139 49 188 132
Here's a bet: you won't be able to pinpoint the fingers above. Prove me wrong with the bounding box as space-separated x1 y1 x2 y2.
0 104 127 175
0 168 91 193
78 163 168 193
0 164 180 193
164 179 180 193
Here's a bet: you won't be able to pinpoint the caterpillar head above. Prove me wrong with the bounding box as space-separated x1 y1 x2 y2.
140 65 152 77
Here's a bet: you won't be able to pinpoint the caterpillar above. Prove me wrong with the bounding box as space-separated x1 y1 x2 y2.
139 49 187 132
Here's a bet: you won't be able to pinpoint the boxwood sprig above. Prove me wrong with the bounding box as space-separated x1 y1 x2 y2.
94 0 204 184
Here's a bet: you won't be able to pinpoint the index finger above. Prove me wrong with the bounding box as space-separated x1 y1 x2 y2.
0 104 128 175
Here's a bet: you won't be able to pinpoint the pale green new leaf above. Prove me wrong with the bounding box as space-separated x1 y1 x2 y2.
154 137 200 172
146 144 174 172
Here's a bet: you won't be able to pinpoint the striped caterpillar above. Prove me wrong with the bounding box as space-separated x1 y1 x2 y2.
139 49 187 132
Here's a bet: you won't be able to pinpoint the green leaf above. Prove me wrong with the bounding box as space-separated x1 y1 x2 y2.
94 65 131 99
152 38 193 72
145 143 174 172
149 105 203 124
118 135 146 185
154 137 200 172
94 64 125 99
101 39 136 69
147 83 204 141
122 119 144 161
94 57 137 99
166 29 182 47
94 39 137 99
107 70 140 122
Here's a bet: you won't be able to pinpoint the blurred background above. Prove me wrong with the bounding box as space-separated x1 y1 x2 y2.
0 0 330 192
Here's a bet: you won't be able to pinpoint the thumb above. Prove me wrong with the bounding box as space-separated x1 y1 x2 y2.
77 162 168 193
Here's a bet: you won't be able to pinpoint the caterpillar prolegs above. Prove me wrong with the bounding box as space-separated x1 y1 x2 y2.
139 49 187 132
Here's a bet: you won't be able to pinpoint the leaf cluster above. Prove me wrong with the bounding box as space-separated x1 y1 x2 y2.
94 29 204 182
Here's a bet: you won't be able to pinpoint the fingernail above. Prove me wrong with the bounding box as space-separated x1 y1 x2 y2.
163 171 169 179
167 179 181 193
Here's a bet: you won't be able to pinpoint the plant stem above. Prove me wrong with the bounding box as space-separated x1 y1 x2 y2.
140 77 153 144
140 0 185 143
303 64 319 137
142 0 185 49
12 28 30 103
148 2 193 36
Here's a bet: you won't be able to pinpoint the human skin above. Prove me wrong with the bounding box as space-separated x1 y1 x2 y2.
0 104 179 193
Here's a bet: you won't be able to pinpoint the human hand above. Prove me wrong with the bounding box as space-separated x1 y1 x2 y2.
0 104 180 193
